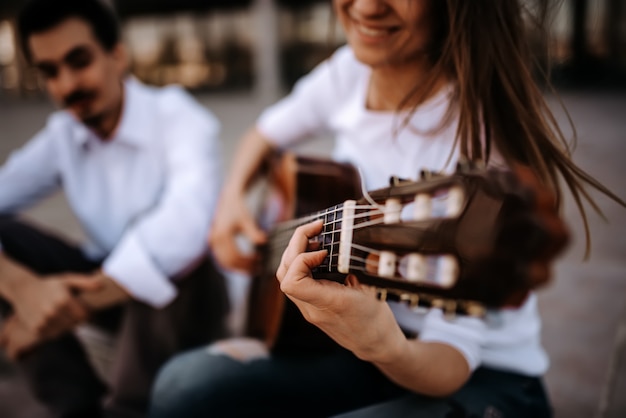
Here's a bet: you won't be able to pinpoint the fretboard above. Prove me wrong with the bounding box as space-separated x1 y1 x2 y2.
265 202 353 278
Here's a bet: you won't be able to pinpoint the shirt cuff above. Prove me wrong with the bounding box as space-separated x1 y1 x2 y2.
419 309 486 372
102 232 177 308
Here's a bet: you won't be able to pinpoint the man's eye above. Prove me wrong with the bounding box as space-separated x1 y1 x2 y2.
37 66 58 79
68 53 93 70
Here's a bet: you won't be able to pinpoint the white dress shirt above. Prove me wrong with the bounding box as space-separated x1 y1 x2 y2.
0 77 222 308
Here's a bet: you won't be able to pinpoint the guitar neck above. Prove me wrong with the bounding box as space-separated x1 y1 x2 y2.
265 202 353 280
250 154 563 346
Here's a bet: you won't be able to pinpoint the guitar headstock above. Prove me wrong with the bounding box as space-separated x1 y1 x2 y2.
312 162 569 317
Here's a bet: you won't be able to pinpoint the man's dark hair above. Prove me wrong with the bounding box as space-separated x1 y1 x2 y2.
17 0 121 61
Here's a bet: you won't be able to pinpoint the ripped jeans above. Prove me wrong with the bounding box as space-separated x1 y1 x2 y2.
148 338 551 418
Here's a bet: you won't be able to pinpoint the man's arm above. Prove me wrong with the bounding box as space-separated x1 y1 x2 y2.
0 253 40 303
99 97 224 308
0 254 103 359
0 129 60 215
76 270 130 309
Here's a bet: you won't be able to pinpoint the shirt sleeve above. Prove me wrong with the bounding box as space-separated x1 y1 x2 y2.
257 46 353 147
102 97 222 308
0 129 60 215
419 309 487 372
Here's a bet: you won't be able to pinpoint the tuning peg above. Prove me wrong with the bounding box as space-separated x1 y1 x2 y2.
389 175 412 186
455 157 486 173
378 251 397 278
445 186 464 217
418 169 444 181
384 199 402 223
376 289 388 302
443 300 458 320
438 255 458 287
431 299 445 309
471 159 486 170
465 302 486 317
456 158 470 173
399 293 420 309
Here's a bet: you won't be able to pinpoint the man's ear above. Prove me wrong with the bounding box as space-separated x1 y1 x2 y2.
112 42 129 75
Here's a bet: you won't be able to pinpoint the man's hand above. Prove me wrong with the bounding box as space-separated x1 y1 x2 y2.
76 271 131 310
10 274 102 341
0 316 39 360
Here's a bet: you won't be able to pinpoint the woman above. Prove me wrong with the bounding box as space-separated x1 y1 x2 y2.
149 1 622 417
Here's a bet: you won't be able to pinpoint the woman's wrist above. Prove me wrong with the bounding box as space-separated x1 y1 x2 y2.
357 326 410 366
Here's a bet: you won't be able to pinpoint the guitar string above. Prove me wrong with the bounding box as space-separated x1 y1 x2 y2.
267 241 379 272
270 208 384 237
321 253 441 284
273 191 453 239
268 214 391 252
269 237 443 283
269 240 444 289
318 252 377 268
267 205 443 278
270 216 384 248
272 243 380 269
271 204 383 231
267 219 444 284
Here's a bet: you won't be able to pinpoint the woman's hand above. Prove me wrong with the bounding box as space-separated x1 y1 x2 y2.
275 220 475 396
275 220 406 363
209 190 266 273
208 128 274 273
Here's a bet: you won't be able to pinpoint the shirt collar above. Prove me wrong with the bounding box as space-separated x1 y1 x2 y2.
70 76 156 149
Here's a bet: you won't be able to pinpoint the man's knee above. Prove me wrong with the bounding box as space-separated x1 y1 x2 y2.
0 215 22 238
0 216 41 261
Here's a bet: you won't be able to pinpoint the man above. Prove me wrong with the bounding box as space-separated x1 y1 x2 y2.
0 0 228 416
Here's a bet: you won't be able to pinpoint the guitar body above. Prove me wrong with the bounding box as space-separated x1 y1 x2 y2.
246 153 362 353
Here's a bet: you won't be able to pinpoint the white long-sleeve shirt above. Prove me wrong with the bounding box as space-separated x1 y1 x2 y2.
0 77 223 308
257 45 548 376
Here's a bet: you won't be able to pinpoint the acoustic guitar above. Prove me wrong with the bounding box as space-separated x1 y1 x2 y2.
246 152 568 353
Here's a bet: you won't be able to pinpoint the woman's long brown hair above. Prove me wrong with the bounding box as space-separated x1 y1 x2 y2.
399 0 624 257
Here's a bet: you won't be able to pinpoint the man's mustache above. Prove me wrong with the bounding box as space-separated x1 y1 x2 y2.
63 90 96 107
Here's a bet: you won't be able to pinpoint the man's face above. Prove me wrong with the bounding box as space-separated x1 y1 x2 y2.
28 17 126 127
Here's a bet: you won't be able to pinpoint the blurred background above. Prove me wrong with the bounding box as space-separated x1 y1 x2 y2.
0 0 624 417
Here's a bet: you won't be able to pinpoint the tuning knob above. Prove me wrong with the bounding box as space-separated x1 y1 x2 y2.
431 299 445 309
465 302 486 317
399 293 420 309
419 169 444 180
455 157 486 173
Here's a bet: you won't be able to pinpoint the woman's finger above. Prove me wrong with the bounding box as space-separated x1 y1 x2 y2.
276 220 324 281
279 250 331 302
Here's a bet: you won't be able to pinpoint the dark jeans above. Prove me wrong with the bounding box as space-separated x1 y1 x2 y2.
148 345 552 418
0 216 230 418
334 367 552 418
